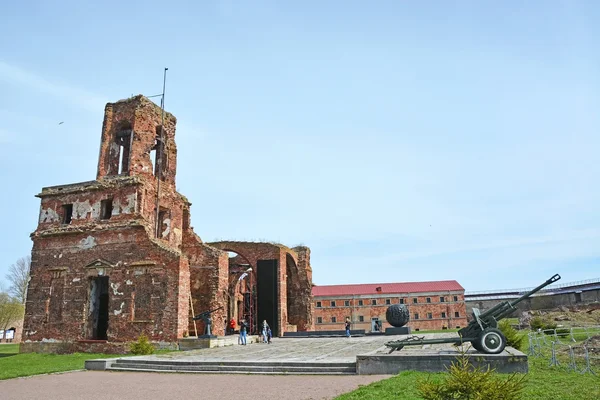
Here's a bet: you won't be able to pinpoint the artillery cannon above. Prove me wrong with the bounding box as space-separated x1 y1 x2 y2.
385 274 561 354
192 306 224 337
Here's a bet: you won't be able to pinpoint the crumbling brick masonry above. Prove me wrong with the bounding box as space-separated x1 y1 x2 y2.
22 96 313 353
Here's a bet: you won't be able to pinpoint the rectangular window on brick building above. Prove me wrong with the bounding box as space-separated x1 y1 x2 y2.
358 316 364 322
330 301 336 307
441 312 447 318
100 199 113 220
453 295 458 302
344 300 350 307
316 301 322 308
331 317 337 323
371 299 377 305
413 298 418 304
455 312 460 318
385 299 391 305
440 296 445 302
62 204 73 224
427 313 433 319
317 317 322 324
414 313 419 320
400 298 404 304
426 297 431 303
358 300 364 306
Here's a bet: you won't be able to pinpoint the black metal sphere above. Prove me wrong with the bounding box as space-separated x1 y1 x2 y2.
386 304 410 327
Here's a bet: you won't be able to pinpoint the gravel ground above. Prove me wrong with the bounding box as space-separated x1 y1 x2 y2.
0 370 388 400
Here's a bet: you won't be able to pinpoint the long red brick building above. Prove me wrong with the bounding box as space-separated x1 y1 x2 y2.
312 280 468 332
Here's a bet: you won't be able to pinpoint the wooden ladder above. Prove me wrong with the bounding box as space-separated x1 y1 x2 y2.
189 293 198 337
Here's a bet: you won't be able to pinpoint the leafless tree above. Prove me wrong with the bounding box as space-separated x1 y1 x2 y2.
0 292 24 332
6 256 31 304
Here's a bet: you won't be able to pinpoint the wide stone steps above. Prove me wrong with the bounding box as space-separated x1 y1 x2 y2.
106 359 357 375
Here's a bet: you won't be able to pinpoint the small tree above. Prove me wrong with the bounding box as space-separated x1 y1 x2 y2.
418 347 527 400
498 320 526 351
130 334 155 355
0 292 25 332
6 256 31 304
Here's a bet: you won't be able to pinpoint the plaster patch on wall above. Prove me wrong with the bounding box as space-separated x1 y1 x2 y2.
113 301 125 315
73 200 92 219
110 282 123 295
122 193 136 214
78 236 97 249
39 208 60 223
126 280 133 285
90 200 101 219
111 198 122 216
72 278 81 283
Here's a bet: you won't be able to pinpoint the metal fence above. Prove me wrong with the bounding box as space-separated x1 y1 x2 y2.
527 326 600 375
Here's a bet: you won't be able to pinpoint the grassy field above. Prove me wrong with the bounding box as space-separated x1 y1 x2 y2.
0 343 116 380
336 357 600 400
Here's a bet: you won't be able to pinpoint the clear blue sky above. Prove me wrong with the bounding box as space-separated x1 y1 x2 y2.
1 1 598 291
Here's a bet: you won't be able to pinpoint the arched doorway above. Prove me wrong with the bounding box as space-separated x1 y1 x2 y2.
224 250 257 335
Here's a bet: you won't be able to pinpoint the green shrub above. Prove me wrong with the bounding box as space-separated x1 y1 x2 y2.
530 316 557 332
417 349 527 400
555 327 570 338
129 334 155 355
499 320 526 351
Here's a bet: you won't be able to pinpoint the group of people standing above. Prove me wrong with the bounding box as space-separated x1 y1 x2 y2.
230 318 272 345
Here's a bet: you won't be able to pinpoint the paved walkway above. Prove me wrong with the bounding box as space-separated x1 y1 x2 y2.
0 371 387 400
2 334 463 399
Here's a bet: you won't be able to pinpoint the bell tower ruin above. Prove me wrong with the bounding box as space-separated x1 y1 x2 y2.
22 95 314 354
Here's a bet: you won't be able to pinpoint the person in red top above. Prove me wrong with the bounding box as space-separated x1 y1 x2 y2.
229 318 236 335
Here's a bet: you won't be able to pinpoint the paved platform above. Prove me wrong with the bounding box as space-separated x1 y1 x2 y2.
86 333 527 375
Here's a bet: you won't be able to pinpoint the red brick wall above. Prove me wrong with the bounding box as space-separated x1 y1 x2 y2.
313 292 468 332
207 242 314 336
183 230 228 336
23 95 314 353
25 227 184 343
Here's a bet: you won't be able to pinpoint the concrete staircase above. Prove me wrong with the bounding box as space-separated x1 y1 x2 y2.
104 358 357 375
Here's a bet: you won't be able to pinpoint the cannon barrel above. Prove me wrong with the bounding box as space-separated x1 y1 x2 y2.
193 306 224 320
478 273 560 320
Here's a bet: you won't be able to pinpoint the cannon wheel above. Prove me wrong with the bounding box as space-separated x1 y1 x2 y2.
476 328 506 354
470 340 483 352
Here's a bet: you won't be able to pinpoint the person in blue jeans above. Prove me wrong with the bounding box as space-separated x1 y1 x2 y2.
239 319 248 345
345 317 351 338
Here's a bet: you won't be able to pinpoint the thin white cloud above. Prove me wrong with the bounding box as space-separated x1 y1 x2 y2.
0 61 107 112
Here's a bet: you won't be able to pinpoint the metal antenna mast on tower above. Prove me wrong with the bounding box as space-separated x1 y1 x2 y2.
155 67 168 238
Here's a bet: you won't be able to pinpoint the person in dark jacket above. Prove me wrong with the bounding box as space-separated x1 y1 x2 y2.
345 317 351 338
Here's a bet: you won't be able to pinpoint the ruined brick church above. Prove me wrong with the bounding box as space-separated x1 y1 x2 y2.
22 96 313 353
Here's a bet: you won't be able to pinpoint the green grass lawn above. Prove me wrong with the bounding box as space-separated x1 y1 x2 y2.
336 357 600 400
0 344 179 380
0 344 114 380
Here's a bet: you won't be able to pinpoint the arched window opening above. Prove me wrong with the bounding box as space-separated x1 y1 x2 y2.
109 121 132 175
152 126 168 180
